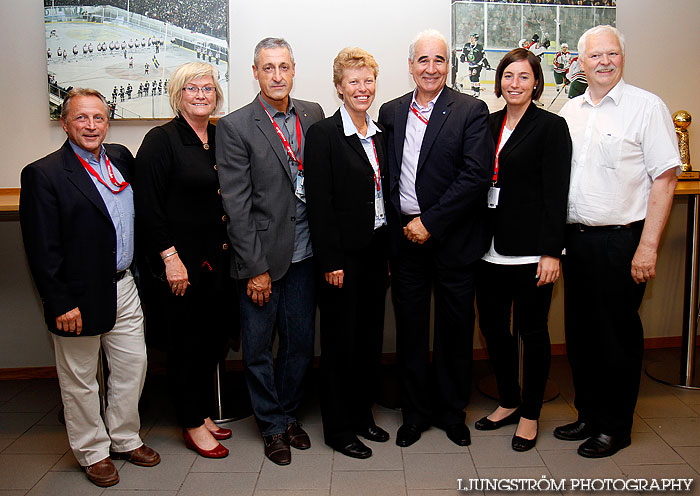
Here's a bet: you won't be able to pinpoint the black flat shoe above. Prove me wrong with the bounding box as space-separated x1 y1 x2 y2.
357 424 390 443
553 420 594 441
333 439 372 459
474 409 521 431
512 425 538 452
396 423 427 447
577 433 631 458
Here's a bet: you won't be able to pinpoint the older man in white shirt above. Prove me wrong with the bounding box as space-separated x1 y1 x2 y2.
555 25 680 458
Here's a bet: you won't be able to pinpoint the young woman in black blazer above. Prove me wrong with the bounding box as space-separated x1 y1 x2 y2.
474 49 572 451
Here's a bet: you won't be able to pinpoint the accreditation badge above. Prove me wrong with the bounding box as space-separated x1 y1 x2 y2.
487 186 500 209
295 171 306 203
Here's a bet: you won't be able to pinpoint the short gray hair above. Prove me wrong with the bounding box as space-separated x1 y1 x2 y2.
409 29 448 61
61 88 110 121
254 37 294 67
578 25 625 58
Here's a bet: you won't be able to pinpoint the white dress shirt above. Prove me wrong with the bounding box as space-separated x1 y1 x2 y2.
399 88 444 215
339 104 386 229
559 79 680 226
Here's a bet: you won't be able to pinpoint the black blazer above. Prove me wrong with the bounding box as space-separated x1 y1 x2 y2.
20 140 135 336
378 87 494 267
305 109 389 273
487 103 572 257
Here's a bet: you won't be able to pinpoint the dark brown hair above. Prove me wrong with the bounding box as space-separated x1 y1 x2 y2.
494 48 544 102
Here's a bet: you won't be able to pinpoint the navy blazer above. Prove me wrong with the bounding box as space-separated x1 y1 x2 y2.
20 140 135 336
304 109 389 273
378 87 494 266
487 103 572 257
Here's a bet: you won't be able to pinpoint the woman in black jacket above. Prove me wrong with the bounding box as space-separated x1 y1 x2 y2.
474 48 572 451
305 47 390 460
135 62 236 459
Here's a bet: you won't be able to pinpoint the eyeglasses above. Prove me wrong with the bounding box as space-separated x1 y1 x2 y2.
183 85 215 95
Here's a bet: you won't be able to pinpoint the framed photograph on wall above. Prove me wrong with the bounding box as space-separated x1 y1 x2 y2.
44 0 229 119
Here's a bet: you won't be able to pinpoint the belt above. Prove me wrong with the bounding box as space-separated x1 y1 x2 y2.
569 220 644 232
116 270 127 281
400 213 421 224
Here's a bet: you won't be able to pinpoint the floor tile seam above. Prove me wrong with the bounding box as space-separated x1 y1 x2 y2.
615 463 700 477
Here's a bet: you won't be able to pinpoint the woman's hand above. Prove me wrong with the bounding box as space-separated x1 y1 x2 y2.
536 255 560 287
325 270 344 288
161 247 189 296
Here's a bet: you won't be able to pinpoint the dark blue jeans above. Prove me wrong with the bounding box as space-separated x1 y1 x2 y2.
239 258 316 437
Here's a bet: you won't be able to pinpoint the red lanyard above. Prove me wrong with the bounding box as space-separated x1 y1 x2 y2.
259 97 303 171
75 152 128 193
410 103 430 125
371 138 381 192
493 115 508 183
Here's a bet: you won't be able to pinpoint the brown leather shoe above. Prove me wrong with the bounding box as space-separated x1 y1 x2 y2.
264 433 291 465
84 457 119 487
110 444 161 467
285 421 311 450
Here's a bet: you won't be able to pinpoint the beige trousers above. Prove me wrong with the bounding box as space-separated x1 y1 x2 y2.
52 271 147 467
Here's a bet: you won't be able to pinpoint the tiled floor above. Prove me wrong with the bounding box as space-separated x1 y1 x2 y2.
0 348 698 495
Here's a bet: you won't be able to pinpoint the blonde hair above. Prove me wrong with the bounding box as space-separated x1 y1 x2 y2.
332 47 379 100
169 62 223 115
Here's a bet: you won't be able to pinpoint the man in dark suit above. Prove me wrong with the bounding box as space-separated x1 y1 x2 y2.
378 29 493 448
19 88 159 488
216 38 324 466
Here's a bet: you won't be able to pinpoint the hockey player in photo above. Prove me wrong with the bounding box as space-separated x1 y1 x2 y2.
553 43 572 92
460 33 490 98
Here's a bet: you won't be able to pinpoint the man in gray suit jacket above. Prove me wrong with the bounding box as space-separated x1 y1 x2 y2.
216 37 324 466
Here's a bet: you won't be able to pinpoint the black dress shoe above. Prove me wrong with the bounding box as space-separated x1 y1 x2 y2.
475 409 521 431
577 433 631 458
396 423 426 447
446 423 471 446
334 439 372 459
357 424 390 443
553 420 594 441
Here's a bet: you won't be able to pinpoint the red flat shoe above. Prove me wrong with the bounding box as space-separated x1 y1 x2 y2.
209 427 232 440
183 429 229 458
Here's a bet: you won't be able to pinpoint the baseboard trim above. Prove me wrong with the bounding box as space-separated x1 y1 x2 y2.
0 335 689 380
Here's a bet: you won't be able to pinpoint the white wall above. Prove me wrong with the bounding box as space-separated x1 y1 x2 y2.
0 0 698 367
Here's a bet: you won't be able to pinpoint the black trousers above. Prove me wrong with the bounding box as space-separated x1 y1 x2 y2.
391 235 476 428
164 271 235 429
319 228 388 446
563 224 646 437
476 261 553 420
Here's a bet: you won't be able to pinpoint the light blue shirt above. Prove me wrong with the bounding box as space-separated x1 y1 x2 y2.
339 104 386 229
399 88 443 215
69 140 134 271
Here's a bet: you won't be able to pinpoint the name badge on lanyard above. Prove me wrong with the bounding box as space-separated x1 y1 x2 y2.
259 97 306 202
488 115 507 209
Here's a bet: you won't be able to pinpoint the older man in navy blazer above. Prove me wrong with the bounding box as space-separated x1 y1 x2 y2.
379 29 493 448
20 88 159 488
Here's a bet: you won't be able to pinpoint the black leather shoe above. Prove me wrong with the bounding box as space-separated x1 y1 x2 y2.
334 439 372 459
446 423 471 446
475 409 521 431
357 424 390 443
577 433 631 458
553 420 594 441
396 423 426 447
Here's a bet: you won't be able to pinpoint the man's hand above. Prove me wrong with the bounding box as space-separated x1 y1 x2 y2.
536 255 561 286
325 270 344 288
631 244 657 284
56 307 82 335
247 272 272 306
403 217 431 244
162 249 190 296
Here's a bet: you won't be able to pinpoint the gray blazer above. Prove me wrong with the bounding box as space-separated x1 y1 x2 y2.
216 96 324 281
